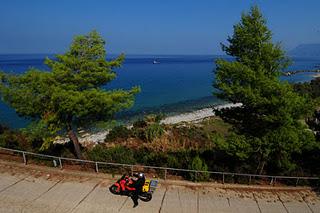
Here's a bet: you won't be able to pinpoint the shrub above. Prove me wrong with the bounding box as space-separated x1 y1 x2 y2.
132 115 165 142
87 145 136 164
144 123 164 142
105 125 131 142
167 154 180 168
0 127 31 151
188 155 210 182
144 114 164 124
132 119 147 129
140 151 168 166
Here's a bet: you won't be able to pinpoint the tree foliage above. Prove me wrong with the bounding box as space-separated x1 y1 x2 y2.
221 6 289 76
188 155 209 182
294 77 320 140
0 31 140 158
213 6 315 174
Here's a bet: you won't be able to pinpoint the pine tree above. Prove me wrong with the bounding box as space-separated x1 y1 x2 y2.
214 6 314 174
0 31 140 159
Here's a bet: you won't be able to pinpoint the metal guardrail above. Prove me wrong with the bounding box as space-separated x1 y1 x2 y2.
0 146 319 185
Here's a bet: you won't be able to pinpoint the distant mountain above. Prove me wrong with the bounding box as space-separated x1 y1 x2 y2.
289 44 320 57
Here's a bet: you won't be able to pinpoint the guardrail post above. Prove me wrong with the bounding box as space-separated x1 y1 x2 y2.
95 162 99 173
131 165 134 176
270 177 274 185
22 152 27 165
296 178 299 186
249 175 252 185
164 169 167 180
222 173 225 184
274 177 276 186
58 158 62 169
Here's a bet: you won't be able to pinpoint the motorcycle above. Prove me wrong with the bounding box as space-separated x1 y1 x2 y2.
109 174 158 202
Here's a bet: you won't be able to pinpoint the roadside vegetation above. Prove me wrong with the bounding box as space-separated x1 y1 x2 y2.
0 6 319 181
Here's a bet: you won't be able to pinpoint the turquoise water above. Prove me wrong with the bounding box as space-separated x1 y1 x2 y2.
0 54 319 128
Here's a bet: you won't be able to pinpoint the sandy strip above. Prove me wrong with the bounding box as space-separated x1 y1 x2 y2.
312 73 320 78
161 103 242 124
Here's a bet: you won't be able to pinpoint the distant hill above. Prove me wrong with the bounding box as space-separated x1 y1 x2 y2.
289 44 320 57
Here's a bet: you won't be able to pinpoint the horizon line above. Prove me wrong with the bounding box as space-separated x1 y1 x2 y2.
0 53 228 56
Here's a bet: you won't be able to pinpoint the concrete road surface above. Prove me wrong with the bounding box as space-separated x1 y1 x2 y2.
0 162 319 213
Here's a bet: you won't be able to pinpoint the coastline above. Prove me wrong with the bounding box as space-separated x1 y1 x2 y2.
56 103 242 145
312 73 320 78
161 103 242 124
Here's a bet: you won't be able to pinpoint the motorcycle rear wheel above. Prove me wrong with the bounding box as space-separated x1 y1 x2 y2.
139 193 152 202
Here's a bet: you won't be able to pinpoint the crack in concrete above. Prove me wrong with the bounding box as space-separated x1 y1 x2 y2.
276 193 289 213
30 179 63 202
118 197 129 212
69 181 102 213
298 192 314 213
197 190 200 213
0 175 28 193
177 188 183 211
159 187 168 213
227 197 231 207
252 193 262 213
21 178 63 212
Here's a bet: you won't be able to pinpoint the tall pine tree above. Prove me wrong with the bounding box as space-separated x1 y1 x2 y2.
214 6 314 174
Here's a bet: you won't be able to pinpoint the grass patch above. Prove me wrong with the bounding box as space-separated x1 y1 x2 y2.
200 117 231 136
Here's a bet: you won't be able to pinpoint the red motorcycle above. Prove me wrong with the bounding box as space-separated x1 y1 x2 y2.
109 174 158 202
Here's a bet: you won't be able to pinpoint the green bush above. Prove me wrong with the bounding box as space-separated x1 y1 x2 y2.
87 145 136 164
105 125 131 142
167 154 180 168
21 121 52 151
140 151 170 166
132 119 147 129
132 115 165 142
144 123 164 142
0 127 31 151
0 132 16 148
188 155 210 182
131 119 147 140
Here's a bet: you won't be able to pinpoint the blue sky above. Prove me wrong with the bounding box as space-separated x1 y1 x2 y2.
0 0 319 54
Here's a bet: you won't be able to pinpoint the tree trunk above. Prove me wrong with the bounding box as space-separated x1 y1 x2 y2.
255 155 266 175
67 125 83 159
255 161 261 174
258 160 266 175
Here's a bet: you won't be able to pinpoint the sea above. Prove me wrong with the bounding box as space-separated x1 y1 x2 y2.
0 54 319 129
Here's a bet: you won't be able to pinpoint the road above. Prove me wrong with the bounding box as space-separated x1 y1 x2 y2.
0 161 319 213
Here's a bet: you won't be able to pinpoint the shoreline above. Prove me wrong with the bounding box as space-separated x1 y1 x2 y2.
312 73 320 78
161 103 242 124
55 103 242 145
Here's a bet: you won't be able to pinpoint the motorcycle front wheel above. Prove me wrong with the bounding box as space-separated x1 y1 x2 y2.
109 185 120 195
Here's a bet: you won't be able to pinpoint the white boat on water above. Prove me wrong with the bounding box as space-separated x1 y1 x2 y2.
153 59 160 64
